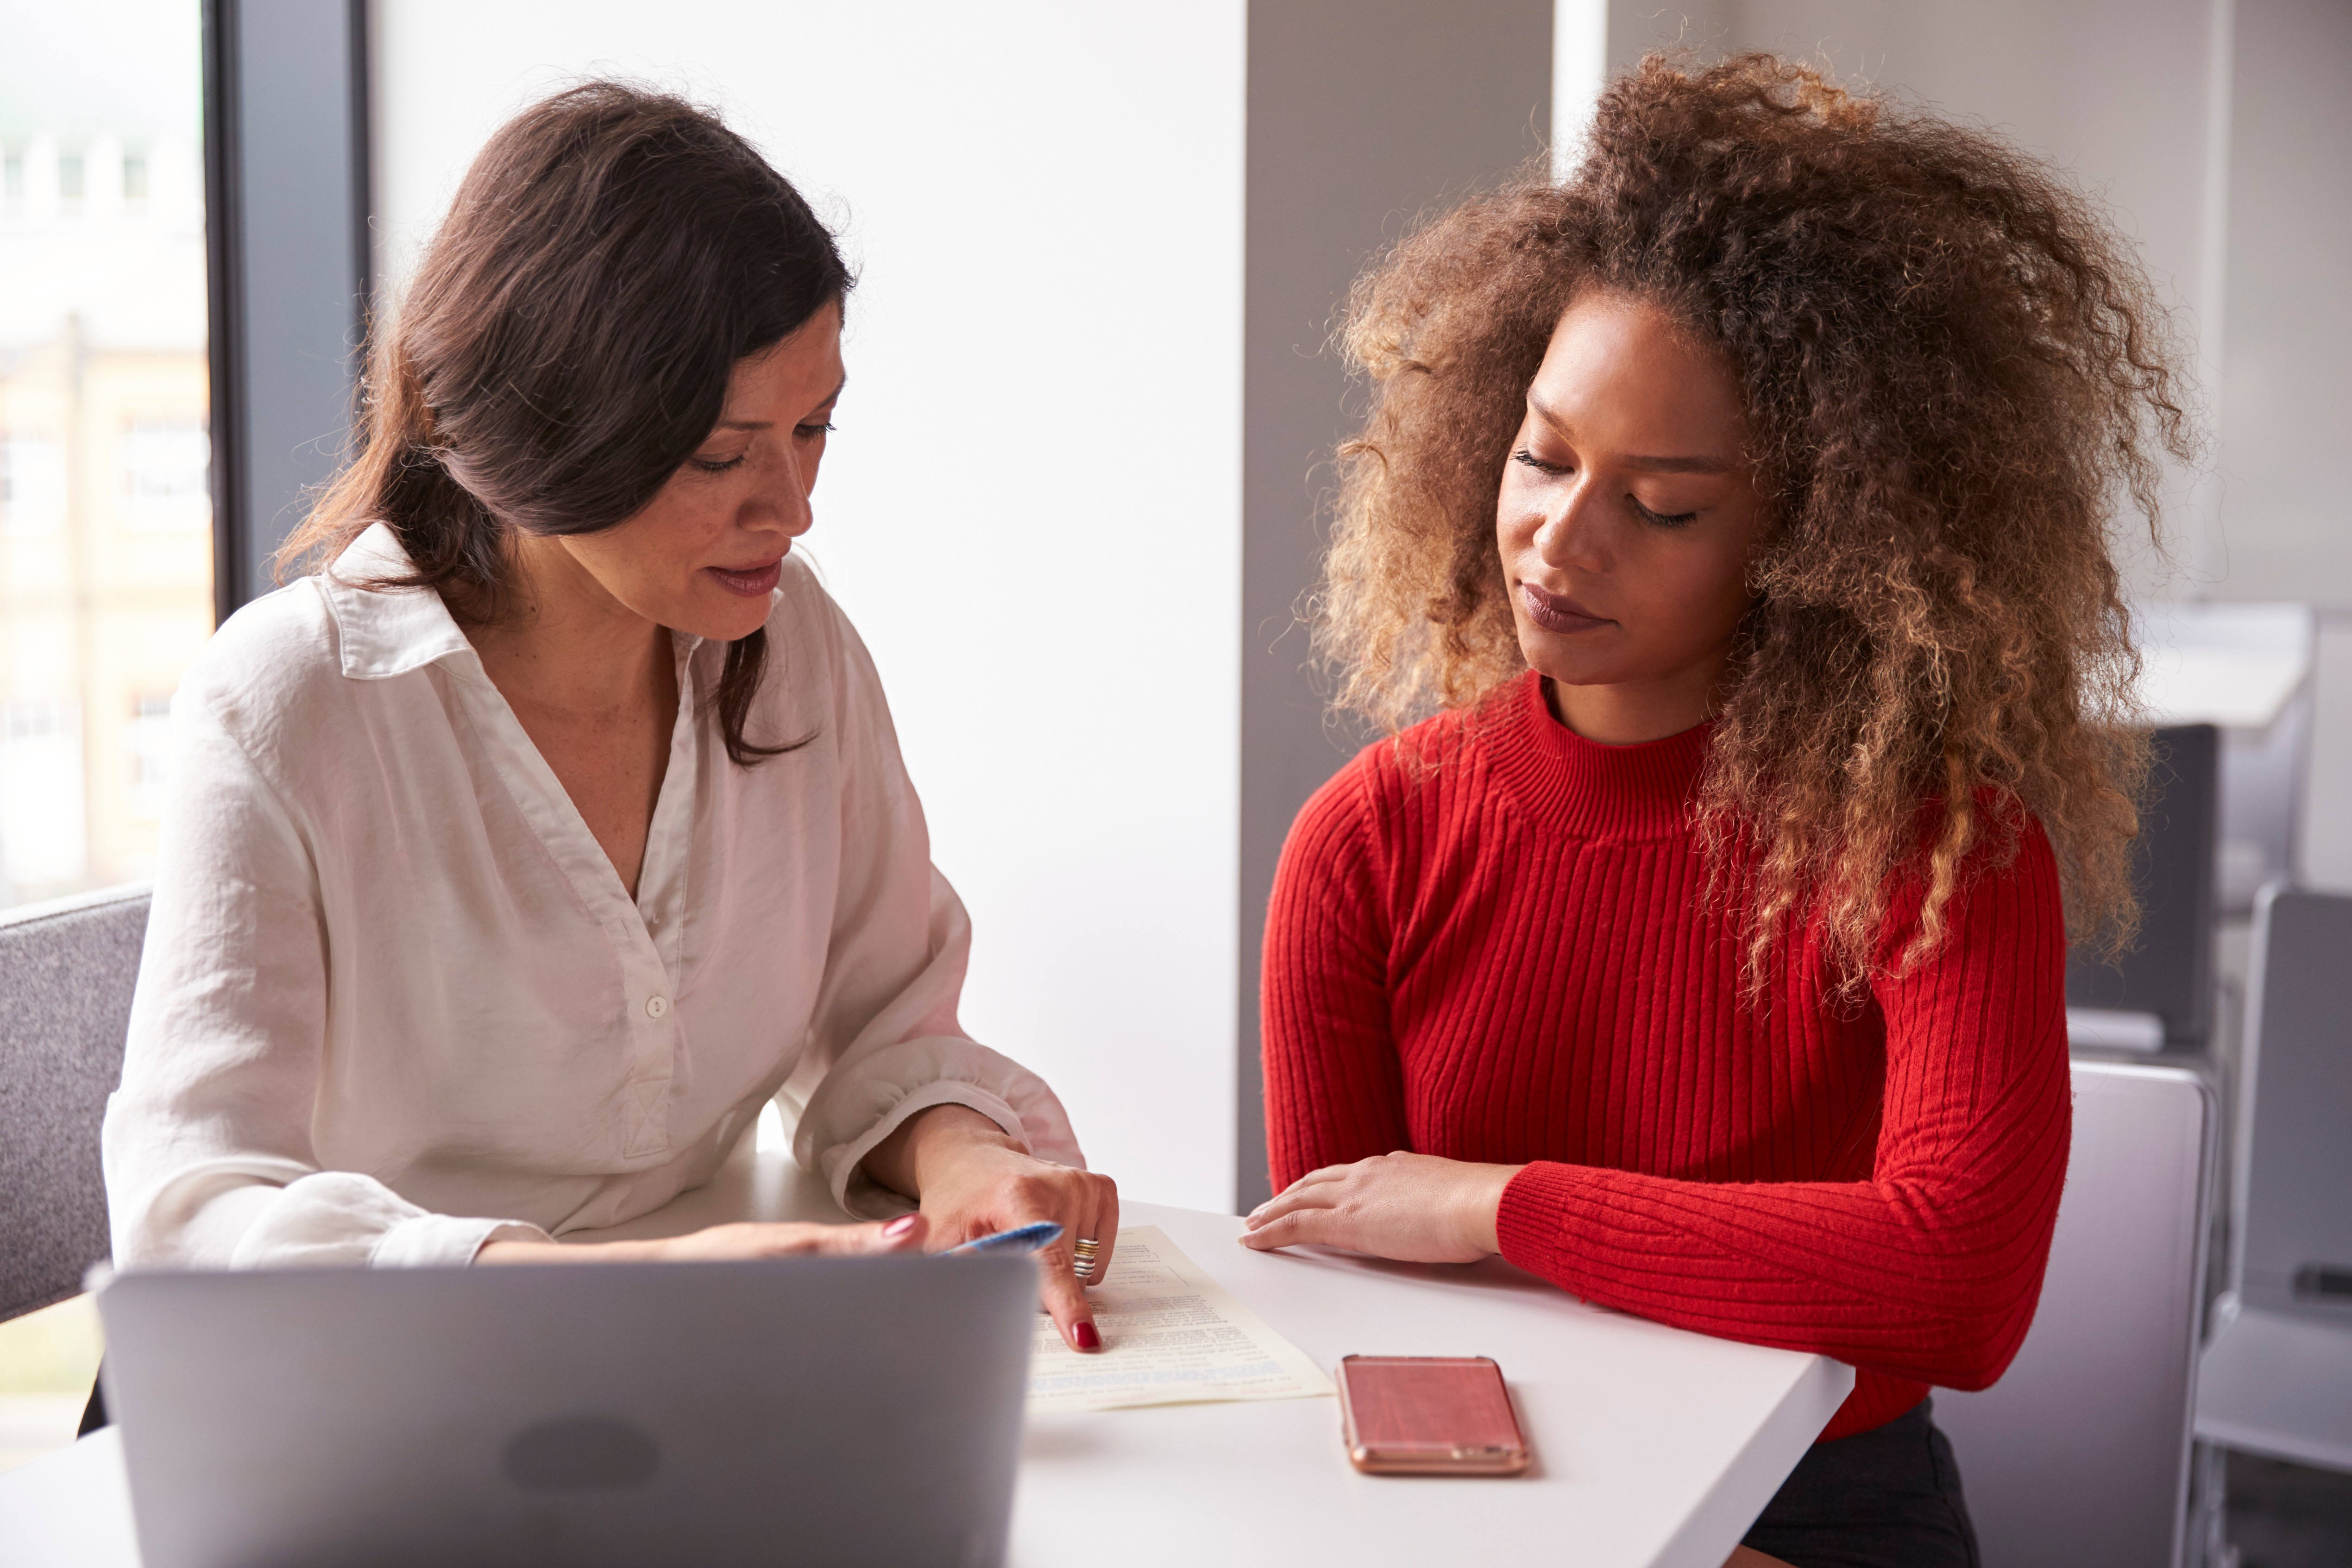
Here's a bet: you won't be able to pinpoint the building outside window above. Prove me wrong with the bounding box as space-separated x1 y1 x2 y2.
120 419 210 533
55 148 84 214
0 1 211 1471
0 699 86 889
124 691 173 821
0 1 211 908
0 435 67 536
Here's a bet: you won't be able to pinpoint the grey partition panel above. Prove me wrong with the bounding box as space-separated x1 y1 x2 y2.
0 886 150 1320
2066 724 2219 1045
1235 0 1552 1211
1935 1062 2214 1568
2237 887 2352 1310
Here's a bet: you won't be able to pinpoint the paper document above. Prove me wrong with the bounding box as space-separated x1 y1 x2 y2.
1026 1225 1335 1411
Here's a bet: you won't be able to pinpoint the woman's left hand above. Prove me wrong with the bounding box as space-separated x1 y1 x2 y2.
1240 1151 1524 1264
866 1105 1119 1353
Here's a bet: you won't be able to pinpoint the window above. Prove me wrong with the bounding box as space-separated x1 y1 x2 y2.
0 701 88 893
0 435 68 535
125 693 173 821
120 420 211 532
0 1 208 911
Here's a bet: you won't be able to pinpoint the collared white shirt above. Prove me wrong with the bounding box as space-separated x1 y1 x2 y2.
103 524 1081 1269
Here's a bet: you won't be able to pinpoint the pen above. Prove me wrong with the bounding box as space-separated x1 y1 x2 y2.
947 1221 1064 1258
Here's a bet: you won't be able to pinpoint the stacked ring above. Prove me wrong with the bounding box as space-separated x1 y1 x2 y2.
1071 1237 1102 1283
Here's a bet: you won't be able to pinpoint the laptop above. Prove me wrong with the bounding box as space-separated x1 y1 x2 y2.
95 1253 1037 1568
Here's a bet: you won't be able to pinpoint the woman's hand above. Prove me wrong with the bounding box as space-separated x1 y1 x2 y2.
476 1213 930 1264
866 1104 1119 1353
1240 1151 1524 1264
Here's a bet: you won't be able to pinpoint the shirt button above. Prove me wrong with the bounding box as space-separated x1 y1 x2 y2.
645 995 671 1019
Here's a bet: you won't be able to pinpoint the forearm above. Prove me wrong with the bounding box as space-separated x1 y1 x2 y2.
1496 1158 2062 1388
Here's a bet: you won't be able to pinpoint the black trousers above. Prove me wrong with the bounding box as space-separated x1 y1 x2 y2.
1739 1399 1981 1568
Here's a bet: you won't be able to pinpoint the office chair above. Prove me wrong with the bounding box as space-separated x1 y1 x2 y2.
0 884 148 1324
1935 1060 2215 1568
2196 885 2352 1474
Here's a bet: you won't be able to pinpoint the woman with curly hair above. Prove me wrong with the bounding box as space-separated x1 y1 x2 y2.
1241 54 2190 1566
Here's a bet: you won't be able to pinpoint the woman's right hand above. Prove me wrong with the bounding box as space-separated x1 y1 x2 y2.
476 1213 928 1264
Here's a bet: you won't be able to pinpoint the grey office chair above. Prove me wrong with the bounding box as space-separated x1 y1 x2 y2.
0 883 149 1323
1936 1059 2215 1568
2196 885 2352 1473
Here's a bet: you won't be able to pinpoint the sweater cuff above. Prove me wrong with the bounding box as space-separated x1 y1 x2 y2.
1496 1161 1576 1283
372 1212 554 1268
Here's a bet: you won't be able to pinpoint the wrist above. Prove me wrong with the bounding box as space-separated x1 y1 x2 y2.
1465 1164 1523 1256
908 1105 1024 1187
867 1102 1023 1199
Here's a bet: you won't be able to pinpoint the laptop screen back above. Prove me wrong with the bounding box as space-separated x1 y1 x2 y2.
97 1253 1036 1568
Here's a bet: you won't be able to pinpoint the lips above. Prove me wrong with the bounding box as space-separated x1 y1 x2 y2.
1519 581 1611 634
705 558 784 598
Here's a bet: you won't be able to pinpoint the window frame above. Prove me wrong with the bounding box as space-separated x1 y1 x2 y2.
202 0 372 623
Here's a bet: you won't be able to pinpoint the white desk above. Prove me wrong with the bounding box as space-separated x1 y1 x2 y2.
0 1145 1850 1568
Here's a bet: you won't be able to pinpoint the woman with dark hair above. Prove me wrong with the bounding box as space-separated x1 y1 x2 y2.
1241 56 2191 1565
104 82 1117 1352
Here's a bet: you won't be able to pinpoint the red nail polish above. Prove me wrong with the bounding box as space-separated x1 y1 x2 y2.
883 1215 918 1239
1074 1321 1101 1351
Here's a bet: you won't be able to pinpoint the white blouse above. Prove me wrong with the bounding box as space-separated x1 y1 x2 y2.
103 524 1082 1270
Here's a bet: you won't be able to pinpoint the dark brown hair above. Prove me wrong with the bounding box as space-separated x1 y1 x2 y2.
1319 54 2195 981
280 81 851 764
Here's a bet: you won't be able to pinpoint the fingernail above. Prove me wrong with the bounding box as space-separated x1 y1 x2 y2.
1073 1321 1101 1351
883 1215 919 1240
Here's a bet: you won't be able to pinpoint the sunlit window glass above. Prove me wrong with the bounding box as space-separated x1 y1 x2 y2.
0 1 209 909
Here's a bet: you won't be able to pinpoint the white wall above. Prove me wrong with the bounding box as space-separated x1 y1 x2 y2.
1577 0 2224 601
2214 0 2352 606
1575 0 2352 614
1567 0 2352 880
372 1 1246 1209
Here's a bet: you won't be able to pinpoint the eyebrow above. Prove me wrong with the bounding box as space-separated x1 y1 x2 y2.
1527 396 1734 474
715 373 848 431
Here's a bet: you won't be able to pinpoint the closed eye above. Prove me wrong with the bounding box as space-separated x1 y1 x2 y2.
1632 496 1698 527
1512 447 1571 476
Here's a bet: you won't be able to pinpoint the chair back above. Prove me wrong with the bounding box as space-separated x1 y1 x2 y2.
2192 885 2352 1472
1935 1060 2214 1568
2234 885 2352 1311
0 884 149 1321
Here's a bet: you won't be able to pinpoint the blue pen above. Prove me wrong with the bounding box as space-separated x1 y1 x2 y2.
947 1221 1063 1257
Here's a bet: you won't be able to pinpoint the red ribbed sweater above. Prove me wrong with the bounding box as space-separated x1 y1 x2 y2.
1262 672 2071 1440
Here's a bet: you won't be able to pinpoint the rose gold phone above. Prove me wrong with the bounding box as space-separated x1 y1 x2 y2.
1334 1355 1532 1476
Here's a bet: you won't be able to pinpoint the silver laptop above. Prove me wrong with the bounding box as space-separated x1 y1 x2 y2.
95 1253 1037 1568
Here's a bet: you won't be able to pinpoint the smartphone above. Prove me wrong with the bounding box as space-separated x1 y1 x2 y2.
1334 1355 1532 1476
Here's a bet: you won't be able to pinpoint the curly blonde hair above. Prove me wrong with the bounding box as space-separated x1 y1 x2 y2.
1317 53 2194 981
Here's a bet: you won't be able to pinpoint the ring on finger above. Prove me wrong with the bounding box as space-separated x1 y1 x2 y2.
1071 1236 1102 1282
